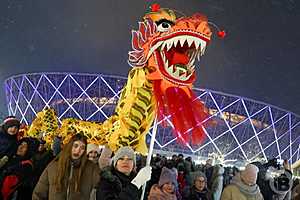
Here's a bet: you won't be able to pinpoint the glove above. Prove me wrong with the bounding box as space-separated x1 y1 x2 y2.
98 145 112 169
131 166 152 189
0 156 9 168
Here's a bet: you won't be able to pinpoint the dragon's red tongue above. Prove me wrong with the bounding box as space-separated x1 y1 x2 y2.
166 50 189 66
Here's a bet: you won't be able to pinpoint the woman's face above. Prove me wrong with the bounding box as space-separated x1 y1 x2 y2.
194 176 206 191
71 140 86 160
162 182 175 194
87 150 99 162
7 126 19 135
16 141 28 156
115 156 134 175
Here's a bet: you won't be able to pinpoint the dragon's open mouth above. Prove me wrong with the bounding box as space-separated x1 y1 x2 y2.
149 32 208 84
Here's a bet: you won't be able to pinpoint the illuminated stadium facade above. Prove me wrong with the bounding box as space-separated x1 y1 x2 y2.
4 72 300 163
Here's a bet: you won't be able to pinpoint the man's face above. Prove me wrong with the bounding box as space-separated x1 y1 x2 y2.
71 140 86 160
16 141 28 156
116 156 134 175
7 126 19 135
194 177 206 192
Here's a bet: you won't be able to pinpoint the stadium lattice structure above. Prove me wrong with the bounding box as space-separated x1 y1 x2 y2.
4 72 300 163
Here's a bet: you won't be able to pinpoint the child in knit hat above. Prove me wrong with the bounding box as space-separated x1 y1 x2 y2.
0 116 21 163
148 167 178 200
2 116 20 135
86 143 101 164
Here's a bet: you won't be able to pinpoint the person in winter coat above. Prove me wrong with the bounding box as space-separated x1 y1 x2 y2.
182 171 212 200
0 137 39 200
211 165 224 200
177 163 187 195
31 139 54 189
97 146 152 200
0 116 20 166
148 167 178 200
184 157 194 185
32 133 100 200
221 164 264 200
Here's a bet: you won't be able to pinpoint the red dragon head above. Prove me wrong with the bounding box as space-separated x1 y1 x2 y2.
128 5 216 144
129 6 212 87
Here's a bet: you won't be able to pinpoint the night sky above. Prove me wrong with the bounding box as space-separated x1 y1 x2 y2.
0 0 299 117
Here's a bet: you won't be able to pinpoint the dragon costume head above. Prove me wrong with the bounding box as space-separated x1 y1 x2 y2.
25 5 222 154
128 5 215 144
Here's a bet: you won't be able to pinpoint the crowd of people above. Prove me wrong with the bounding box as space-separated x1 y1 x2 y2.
0 115 299 200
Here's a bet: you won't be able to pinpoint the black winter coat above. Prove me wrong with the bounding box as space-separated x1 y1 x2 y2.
96 167 140 200
182 186 212 200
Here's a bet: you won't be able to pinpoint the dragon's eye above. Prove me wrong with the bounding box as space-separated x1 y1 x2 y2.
156 20 173 32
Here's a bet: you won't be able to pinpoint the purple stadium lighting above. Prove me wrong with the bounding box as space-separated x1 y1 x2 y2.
4 72 300 163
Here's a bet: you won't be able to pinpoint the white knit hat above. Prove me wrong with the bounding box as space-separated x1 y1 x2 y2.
86 144 100 155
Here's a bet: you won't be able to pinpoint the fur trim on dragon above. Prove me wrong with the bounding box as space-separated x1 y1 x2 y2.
25 5 215 154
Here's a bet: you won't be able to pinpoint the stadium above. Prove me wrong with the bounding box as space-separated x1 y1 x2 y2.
4 72 300 164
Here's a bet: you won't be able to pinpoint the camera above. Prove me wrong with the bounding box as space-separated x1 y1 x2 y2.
253 159 292 200
272 173 291 191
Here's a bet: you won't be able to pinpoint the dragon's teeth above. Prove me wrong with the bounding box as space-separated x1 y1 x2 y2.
197 51 201 61
194 39 200 50
179 37 186 47
187 38 194 47
165 60 169 68
167 42 173 51
191 58 196 66
200 40 206 53
201 47 206 56
161 42 166 50
173 38 179 47
161 52 166 62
